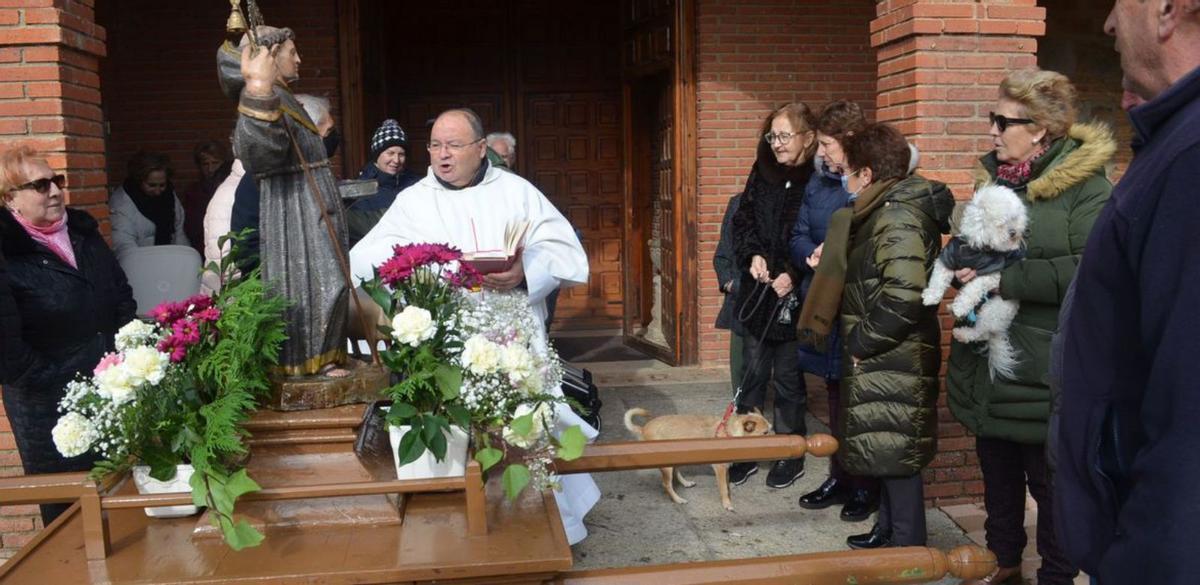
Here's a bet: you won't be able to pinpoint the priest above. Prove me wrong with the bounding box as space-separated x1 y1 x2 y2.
349 108 597 544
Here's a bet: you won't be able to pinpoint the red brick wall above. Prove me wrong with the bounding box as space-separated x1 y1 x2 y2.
0 0 109 559
99 0 342 193
695 0 878 366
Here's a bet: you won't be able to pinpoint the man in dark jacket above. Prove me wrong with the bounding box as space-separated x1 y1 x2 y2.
1056 3 1200 582
346 119 420 246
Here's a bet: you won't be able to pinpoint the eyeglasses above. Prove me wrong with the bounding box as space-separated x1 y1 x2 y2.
763 132 798 145
989 112 1035 133
427 138 483 153
10 174 65 194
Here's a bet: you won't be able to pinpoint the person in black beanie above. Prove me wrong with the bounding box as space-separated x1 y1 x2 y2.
346 118 421 246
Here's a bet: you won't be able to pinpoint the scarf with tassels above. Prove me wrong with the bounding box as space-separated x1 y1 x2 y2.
796 177 899 348
995 143 1050 187
10 210 76 269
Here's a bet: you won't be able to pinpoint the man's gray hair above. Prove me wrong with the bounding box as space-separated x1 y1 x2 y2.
296 94 331 125
440 108 485 140
486 132 517 150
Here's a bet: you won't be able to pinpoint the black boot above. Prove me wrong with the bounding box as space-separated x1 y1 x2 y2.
798 477 847 509
846 523 891 549
839 488 879 522
728 462 758 486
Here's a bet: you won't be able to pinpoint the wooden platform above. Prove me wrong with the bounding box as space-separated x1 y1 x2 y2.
0 482 571 585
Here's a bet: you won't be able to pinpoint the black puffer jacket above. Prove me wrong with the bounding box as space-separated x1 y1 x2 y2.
0 208 135 474
731 142 814 341
838 175 954 478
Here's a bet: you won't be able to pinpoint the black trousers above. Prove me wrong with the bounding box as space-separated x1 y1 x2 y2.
737 336 806 436
878 474 926 546
825 380 879 493
976 437 1078 585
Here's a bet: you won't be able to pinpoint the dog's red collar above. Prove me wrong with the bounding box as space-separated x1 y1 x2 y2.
715 402 736 437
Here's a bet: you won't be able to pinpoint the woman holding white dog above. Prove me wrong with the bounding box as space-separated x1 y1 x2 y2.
798 123 953 549
947 69 1114 585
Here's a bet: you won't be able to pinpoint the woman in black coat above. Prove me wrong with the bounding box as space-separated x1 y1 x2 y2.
0 146 136 525
728 103 818 489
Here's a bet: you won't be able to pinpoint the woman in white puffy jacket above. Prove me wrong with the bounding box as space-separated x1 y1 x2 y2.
200 158 244 294
109 151 188 258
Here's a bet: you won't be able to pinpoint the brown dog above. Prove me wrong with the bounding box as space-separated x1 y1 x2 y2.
623 407 772 511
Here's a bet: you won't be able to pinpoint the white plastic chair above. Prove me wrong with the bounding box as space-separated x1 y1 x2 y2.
117 245 204 317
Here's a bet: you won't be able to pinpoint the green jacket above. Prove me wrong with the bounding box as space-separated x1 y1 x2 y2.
839 175 954 477
947 122 1115 444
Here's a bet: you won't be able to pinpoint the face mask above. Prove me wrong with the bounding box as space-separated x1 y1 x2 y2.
323 128 340 158
840 173 850 192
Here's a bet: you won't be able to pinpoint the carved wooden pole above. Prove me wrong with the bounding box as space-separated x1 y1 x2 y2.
556 544 997 584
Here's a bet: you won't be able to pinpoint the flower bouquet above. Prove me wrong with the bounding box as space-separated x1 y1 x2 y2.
52 235 287 550
361 242 586 499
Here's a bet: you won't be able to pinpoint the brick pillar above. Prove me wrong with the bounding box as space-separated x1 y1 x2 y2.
871 0 1045 505
0 0 107 559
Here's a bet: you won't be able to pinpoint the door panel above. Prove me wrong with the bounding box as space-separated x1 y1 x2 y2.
525 93 624 327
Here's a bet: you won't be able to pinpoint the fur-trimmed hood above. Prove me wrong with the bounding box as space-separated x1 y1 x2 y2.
976 121 1117 201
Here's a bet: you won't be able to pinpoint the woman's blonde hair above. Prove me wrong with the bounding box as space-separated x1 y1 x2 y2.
0 145 48 200
1000 69 1078 139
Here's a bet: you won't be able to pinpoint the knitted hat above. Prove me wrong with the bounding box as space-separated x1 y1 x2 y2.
369 119 408 161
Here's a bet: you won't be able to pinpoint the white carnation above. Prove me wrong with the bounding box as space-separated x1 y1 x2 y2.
114 320 157 351
122 345 170 386
95 362 135 405
503 402 553 449
461 335 502 376
391 306 437 347
500 343 536 385
52 412 97 458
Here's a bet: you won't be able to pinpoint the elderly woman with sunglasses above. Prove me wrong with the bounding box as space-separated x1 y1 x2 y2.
946 70 1115 585
0 146 136 525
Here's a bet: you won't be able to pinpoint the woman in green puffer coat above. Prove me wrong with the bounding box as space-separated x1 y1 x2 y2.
797 123 953 549
947 70 1113 585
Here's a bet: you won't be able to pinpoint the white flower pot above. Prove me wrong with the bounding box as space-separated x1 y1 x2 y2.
389 424 470 480
131 464 200 518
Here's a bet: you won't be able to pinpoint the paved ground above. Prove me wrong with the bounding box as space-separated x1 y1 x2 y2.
568 368 973 584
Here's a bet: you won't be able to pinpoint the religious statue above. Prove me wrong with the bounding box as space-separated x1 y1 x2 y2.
216 25 349 377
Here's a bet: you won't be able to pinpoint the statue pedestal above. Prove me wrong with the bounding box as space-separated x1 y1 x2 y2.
191 404 405 539
265 359 390 411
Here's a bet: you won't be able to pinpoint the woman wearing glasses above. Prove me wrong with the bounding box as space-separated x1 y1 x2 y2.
0 146 136 525
947 70 1114 585
726 103 817 490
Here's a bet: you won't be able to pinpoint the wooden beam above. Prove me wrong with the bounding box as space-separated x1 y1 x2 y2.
672 0 699 365
553 434 837 474
336 0 366 178
554 545 997 584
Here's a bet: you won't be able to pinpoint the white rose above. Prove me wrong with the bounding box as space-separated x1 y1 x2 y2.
503 402 553 449
114 320 157 351
52 412 97 458
500 343 535 384
94 361 135 405
122 346 170 386
461 335 502 376
391 306 437 347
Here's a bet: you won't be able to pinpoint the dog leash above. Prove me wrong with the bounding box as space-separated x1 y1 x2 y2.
718 280 786 437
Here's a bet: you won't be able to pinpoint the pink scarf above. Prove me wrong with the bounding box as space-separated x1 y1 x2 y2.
996 144 1049 187
10 210 76 269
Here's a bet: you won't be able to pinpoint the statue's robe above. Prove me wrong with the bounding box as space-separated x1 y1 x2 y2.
348 163 599 544
217 42 348 376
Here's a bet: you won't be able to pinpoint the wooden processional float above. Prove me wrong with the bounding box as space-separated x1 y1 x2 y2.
0 397 995 585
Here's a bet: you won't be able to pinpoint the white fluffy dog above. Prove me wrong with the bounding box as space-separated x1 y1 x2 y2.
922 184 1028 379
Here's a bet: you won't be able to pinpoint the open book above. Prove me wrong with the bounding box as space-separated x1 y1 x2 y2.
461 219 530 275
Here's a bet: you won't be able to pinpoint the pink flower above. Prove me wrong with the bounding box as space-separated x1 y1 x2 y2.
93 352 123 376
194 306 221 323
443 262 482 289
